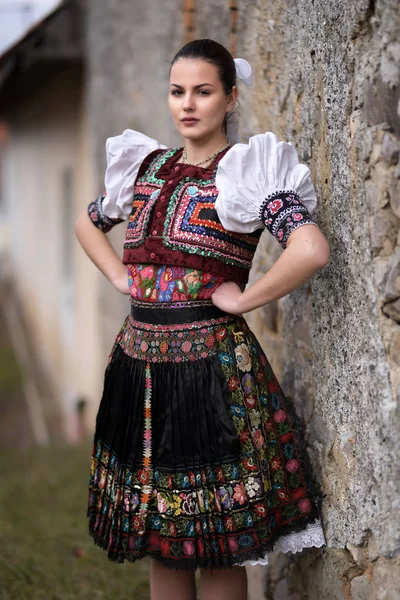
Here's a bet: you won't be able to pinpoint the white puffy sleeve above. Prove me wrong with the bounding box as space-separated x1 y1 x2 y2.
215 132 318 248
87 129 167 232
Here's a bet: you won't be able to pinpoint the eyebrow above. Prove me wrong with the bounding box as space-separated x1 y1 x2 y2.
170 83 215 89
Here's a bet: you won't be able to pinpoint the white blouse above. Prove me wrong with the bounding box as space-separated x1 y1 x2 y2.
102 130 167 220
100 129 318 240
215 132 317 233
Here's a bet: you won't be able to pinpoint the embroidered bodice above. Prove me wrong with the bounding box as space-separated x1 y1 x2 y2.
87 129 319 288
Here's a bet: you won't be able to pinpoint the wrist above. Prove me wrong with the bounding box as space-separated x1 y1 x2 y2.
236 290 265 315
235 291 249 315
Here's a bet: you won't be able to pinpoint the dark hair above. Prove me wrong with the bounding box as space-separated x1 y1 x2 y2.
170 39 236 95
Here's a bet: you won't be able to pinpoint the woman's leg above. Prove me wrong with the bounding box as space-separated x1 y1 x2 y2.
150 558 197 600
199 565 247 600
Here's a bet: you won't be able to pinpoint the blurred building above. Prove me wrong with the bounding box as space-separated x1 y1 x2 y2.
0 1 94 443
0 0 185 443
0 0 62 55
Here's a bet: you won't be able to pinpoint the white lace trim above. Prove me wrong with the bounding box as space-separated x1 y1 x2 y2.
241 519 326 567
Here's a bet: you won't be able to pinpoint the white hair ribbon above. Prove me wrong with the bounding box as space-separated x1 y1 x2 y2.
234 58 253 87
226 59 253 145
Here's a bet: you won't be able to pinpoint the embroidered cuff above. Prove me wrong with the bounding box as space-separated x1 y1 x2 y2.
87 194 125 233
259 191 317 249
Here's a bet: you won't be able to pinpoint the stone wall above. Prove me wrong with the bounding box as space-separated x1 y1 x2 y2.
86 0 400 596
234 0 400 598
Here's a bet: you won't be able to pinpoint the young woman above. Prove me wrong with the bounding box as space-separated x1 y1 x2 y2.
75 39 330 600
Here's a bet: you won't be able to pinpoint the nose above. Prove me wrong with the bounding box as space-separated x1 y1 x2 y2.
182 92 195 112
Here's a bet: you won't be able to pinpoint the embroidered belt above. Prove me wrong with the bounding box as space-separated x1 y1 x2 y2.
130 302 230 325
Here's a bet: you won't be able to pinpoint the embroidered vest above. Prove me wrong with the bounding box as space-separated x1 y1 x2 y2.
122 147 262 285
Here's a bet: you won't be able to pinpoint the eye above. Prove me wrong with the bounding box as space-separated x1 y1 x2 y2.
170 90 183 96
198 90 210 95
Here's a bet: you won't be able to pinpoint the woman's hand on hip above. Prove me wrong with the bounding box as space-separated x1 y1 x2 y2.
112 272 130 295
211 281 244 316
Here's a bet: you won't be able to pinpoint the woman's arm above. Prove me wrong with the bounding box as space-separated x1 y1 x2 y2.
75 210 129 295
211 224 330 315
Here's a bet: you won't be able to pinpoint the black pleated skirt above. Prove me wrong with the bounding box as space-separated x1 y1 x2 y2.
87 303 324 570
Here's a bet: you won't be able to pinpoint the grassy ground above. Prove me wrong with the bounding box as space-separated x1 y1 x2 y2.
0 441 150 600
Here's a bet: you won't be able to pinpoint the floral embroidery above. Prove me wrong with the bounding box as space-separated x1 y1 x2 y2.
242 373 255 394
87 194 125 233
259 191 317 249
245 476 262 498
232 482 247 505
228 376 240 391
111 313 235 364
156 266 175 302
267 199 283 215
127 264 224 303
235 343 252 372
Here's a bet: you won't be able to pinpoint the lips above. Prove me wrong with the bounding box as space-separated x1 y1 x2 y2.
181 118 199 123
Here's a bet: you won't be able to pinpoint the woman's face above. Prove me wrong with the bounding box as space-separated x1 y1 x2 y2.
168 58 238 142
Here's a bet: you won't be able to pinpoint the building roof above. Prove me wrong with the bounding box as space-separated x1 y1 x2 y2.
0 0 84 113
0 1 66 65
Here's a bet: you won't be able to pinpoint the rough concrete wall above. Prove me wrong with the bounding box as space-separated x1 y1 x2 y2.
233 0 400 597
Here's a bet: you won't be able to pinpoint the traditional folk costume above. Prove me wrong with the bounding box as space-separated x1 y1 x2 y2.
86 129 326 569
